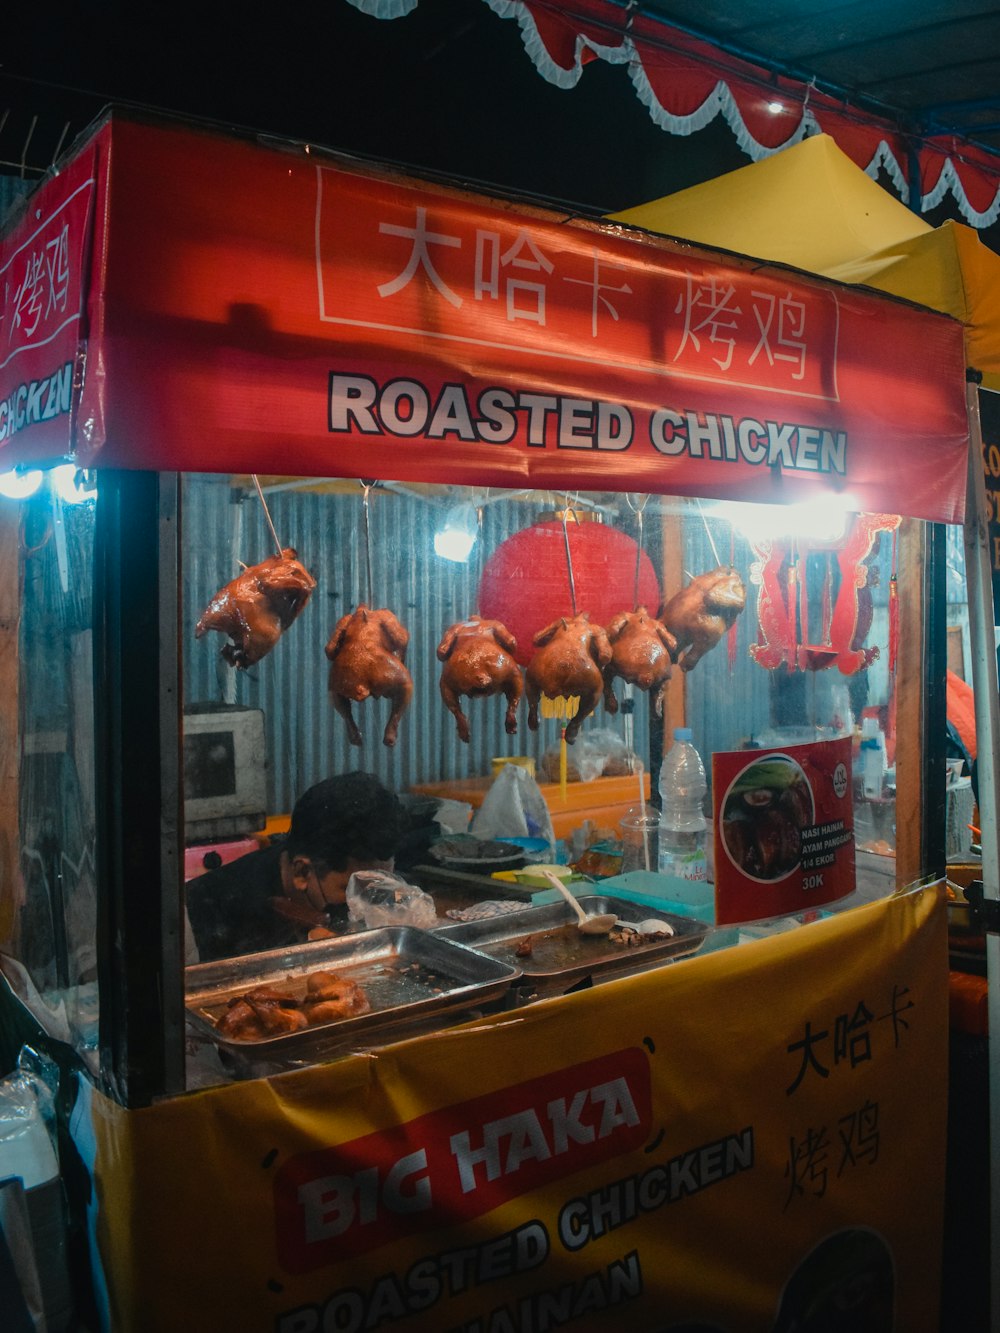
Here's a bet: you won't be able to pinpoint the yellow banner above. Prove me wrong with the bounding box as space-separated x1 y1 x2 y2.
76 886 948 1332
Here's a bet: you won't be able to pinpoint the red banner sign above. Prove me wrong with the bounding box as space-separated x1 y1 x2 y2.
3 116 971 522
0 144 98 461
713 737 855 925
273 1047 651 1272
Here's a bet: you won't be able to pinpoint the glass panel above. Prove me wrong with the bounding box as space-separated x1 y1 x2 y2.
0 465 98 1073
178 477 922 938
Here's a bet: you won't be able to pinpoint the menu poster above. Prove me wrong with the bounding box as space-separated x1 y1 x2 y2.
712 737 855 926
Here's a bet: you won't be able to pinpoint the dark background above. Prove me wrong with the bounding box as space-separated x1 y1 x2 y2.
4 0 997 252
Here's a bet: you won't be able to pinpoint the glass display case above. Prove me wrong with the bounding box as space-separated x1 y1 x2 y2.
0 108 979 1333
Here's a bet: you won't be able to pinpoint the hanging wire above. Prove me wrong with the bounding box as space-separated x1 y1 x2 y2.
624 492 650 609
360 479 375 605
251 475 285 559
561 492 579 615
473 488 487 614
695 497 722 567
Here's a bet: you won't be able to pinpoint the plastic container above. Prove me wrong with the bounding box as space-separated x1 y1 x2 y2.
619 808 661 874
598 869 715 921
860 716 886 799
658 727 708 881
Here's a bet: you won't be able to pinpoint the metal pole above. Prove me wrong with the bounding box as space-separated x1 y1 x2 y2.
94 470 185 1105
961 378 1000 1333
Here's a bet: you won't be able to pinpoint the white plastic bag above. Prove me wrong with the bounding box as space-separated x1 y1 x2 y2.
345 870 438 930
471 764 555 849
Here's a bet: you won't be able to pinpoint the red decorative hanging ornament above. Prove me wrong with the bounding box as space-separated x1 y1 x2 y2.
478 519 661 666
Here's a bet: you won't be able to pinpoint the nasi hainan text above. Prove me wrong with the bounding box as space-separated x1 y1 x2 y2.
721 756 815 882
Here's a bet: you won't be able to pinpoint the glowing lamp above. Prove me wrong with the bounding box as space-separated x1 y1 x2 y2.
434 503 478 563
0 467 43 500
52 464 96 505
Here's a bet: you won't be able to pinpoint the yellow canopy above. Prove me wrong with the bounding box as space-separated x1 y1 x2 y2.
611 134 1000 392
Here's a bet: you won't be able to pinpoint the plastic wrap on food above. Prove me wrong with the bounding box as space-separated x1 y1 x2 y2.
444 900 527 923
346 870 438 929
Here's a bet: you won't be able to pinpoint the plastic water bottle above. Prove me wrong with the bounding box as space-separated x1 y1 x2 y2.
658 727 708 880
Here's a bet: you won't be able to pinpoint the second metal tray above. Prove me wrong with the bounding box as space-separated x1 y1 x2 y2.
185 926 519 1056
437 895 709 992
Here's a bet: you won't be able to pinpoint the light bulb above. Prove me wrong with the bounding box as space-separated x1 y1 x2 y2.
434 503 478 563
52 463 95 505
711 496 857 544
0 467 43 500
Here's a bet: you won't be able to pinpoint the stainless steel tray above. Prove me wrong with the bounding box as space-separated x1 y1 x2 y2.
185 926 520 1056
436 895 709 992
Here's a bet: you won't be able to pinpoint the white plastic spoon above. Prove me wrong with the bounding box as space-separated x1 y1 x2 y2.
540 869 617 935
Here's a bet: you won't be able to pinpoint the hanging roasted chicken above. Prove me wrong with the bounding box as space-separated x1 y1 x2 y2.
525 612 612 744
660 566 746 671
325 605 413 747
437 615 523 743
602 606 677 717
195 548 316 669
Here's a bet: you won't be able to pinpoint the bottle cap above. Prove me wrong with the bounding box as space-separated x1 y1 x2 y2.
673 727 693 742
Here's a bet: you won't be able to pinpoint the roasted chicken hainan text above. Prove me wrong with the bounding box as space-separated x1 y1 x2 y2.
325 605 414 747
526 613 613 744
660 566 746 671
214 971 371 1041
195 548 316 669
602 606 677 718
437 615 523 743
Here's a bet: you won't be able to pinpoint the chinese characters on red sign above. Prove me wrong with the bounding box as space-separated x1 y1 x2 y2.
0 150 96 457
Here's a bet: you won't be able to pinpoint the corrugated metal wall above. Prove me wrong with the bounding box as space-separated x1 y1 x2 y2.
182 477 654 813
183 477 899 816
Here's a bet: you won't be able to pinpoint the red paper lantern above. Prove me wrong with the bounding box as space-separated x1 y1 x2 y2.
478 521 661 666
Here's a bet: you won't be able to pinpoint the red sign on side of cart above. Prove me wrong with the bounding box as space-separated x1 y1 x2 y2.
271 1046 651 1272
0 146 97 460
712 737 855 926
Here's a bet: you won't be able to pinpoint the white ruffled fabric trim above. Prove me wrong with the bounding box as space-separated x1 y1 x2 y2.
355 0 1000 227
484 0 632 89
922 158 1000 228
344 0 419 18
864 141 908 199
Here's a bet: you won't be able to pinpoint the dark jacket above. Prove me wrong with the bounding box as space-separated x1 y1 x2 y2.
185 845 347 962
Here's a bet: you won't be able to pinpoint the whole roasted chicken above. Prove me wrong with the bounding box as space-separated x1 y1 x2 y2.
525 613 612 744
437 615 523 743
325 605 413 747
602 607 678 717
195 548 316 670
660 566 746 672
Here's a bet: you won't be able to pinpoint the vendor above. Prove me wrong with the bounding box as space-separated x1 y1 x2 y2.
186 771 405 961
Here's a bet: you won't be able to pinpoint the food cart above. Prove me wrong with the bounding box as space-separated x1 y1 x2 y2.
0 109 978 1331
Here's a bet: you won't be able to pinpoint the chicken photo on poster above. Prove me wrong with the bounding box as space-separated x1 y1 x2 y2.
712 737 855 926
